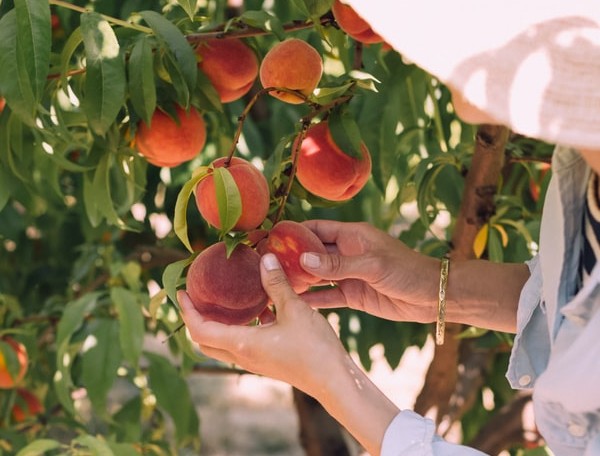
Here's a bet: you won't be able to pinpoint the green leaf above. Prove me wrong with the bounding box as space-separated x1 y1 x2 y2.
92 151 126 228
55 293 100 414
173 166 209 252
106 442 139 456
59 27 83 94
80 12 126 136
128 35 156 126
81 318 122 412
139 11 197 98
0 11 36 125
239 10 285 41
328 106 363 159
15 0 51 97
176 0 198 21
213 166 242 236
111 287 144 368
487 227 504 263
162 255 195 308
74 435 114 456
146 352 200 443
15 439 61 456
290 0 332 18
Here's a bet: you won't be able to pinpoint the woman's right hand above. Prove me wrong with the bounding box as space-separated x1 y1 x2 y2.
300 220 440 323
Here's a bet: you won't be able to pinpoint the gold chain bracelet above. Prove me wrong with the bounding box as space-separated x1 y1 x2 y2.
435 257 450 345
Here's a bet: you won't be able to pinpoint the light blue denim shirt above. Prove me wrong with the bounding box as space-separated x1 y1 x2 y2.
381 146 600 455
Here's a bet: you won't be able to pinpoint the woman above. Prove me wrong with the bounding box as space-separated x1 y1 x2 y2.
179 2 600 454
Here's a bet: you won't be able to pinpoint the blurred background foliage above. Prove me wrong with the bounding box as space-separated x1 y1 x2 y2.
0 0 553 454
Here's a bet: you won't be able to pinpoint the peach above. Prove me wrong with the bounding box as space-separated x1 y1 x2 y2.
135 105 206 168
295 121 372 201
185 242 268 325
259 38 323 104
257 220 327 293
11 388 43 422
331 0 384 44
196 38 259 103
195 157 270 232
0 97 5 113
0 338 28 389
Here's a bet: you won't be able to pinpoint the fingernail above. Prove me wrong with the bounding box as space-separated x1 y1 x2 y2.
262 253 280 271
302 252 321 269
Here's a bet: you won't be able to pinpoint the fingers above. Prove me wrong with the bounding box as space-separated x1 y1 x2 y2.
301 251 379 282
302 219 348 244
260 253 302 314
301 286 349 309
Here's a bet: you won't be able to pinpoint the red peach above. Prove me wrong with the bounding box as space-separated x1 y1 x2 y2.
0 338 28 389
135 105 206 168
185 242 268 325
11 388 43 422
295 121 372 201
259 39 323 104
331 0 384 44
196 38 259 103
195 157 270 232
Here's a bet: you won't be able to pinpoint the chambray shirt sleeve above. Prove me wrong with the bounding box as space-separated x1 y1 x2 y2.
381 410 488 455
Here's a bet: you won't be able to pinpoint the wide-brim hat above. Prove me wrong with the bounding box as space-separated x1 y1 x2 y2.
344 1 600 150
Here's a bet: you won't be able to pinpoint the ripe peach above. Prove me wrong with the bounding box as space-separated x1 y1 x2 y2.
196 38 259 103
259 39 323 104
257 220 327 293
295 121 372 201
135 105 206 168
11 388 43 422
185 242 268 325
0 97 5 113
0 338 28 389
195 157 270 232
331 0 384 44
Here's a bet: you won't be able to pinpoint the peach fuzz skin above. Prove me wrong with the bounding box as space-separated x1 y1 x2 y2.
185 242 268 325
196 38 259 103
257 220 328 293
195 157 270 232
296 121 372 201
259 38 323 104
331 0 384 44
135 106 206 168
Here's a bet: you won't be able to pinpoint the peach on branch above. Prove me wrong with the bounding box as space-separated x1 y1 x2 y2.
0 338 28 389
185 242 268 325
257 220 327 293
196 38 259 103
135 105 206 168
11 388 43 423
259 38 323 104
195 157 270 232
331 0 384 44
295 121 372 201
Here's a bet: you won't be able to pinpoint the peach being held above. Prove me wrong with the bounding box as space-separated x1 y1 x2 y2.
196 38 259 103
259 38 323 104
185 242 268 325
195 157 270 232
135 105 206 168
295 121 372 201
257 220 327 293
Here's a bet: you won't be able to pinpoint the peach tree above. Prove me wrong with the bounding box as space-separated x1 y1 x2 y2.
0 0 553 454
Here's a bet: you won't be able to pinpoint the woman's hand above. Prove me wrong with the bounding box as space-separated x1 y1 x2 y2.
300 220 440 323
179 252 400 455
178 253 350 397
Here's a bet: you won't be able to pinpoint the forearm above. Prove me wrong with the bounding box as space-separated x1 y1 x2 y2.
445 259 529 333
306 351 399 456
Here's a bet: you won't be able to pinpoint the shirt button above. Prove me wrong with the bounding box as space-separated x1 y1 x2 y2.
568 423 586 437
518 374 532 386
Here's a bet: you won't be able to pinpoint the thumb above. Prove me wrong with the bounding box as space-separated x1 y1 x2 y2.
260 253 302 313
301 251 375 281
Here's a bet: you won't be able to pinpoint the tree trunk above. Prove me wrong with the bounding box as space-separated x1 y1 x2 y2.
414 125 510 427
293 388 352 456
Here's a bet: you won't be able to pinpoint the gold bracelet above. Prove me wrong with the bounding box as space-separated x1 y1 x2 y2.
435 257 450 345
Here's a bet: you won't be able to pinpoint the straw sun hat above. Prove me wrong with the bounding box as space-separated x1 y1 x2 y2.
343 1 600 150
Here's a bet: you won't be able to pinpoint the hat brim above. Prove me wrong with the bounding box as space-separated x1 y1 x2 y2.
344 1 600 149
